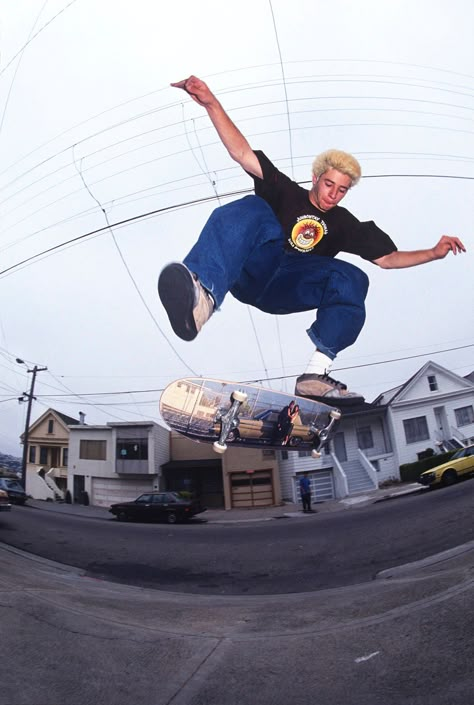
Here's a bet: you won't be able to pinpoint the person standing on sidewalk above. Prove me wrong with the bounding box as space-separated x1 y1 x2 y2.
158 75 466 405
299 473 314 513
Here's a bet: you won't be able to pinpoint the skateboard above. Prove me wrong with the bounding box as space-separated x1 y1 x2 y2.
159 378 341 458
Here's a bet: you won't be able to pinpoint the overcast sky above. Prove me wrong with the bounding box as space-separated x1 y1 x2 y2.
0 0 472 456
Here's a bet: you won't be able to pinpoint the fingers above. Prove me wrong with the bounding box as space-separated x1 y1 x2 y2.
170 75 199 92
433 235 466 260
453 237 466 253
444 235 466 254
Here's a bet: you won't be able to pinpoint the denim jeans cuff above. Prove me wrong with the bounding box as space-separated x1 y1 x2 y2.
306 327 336 360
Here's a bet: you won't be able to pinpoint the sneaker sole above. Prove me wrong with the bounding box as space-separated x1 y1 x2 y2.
295 392 364 406
158 263 198 341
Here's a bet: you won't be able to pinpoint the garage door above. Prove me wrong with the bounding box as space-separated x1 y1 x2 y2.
230 469 274 508
295 470 334 503
91 478 154 507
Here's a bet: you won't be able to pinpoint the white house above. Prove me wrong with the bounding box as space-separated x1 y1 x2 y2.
67 421 170 506
279 361 474 506
375 361 474 466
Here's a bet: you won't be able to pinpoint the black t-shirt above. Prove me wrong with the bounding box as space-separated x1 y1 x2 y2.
251 150 397 261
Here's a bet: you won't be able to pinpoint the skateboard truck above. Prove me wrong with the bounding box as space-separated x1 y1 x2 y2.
213 389 248 454
309 408 341 458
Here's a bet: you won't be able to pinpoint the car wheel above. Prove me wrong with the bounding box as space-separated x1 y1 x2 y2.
167 512 178 524
116 510 129 521
288 436 302 447
441 469 457 487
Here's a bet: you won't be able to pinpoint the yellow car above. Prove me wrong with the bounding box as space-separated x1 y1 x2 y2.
418 445 474 488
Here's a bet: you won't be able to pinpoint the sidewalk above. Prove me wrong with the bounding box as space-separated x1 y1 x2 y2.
25 482 427 523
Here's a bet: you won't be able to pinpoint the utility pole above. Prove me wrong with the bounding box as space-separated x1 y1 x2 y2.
17 361 47 489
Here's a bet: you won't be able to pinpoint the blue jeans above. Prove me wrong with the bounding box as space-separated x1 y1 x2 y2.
184 196 369 360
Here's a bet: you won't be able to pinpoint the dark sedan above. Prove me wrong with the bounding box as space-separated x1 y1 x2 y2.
0 477 27 505
109 491 206 524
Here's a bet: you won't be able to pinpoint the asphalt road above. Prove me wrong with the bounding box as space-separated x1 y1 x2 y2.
1 480 473 595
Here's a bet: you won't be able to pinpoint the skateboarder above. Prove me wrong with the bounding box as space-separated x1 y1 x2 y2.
158 75 466 404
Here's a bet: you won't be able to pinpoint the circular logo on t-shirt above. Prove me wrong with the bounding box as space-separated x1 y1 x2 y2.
289 215 327 253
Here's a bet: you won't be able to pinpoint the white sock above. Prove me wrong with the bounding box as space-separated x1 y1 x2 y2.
305 350 333 376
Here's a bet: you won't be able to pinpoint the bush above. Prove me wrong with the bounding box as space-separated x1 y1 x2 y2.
399 450 457 483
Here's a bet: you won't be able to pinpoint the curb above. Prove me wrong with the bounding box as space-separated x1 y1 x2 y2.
376 538 474 579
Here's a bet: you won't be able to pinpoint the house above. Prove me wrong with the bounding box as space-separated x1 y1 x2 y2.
22 362 473 511
21 408 81 500
67 419 281 510
374 361 474 463
162 430 281 509
67 421 170 506
278 361 474 506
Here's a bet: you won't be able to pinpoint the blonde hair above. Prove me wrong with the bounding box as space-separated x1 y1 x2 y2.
312 149 361 186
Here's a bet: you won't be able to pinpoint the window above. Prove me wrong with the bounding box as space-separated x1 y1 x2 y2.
39 446 48 464
427 375 438 392
47 419 54 434
135 493 154 503
403 416 429 444
356 426 374 449
62 448 68 467
298 450 312 458
116 438 148 460
455 406 474 427
29 446 36 463
79 439 106 460
281 450 289 460
262 449 275 458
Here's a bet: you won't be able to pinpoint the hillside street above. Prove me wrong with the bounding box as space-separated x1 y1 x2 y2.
1 481 474 703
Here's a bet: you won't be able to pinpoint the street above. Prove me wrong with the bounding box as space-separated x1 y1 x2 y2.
1 480 473 594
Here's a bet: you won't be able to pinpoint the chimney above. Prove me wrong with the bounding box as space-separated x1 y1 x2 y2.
79 412 86 425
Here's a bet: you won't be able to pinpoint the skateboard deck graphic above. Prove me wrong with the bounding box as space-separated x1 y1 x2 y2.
160 378 341 457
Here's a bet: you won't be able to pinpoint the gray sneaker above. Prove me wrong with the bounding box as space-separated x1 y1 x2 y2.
294 373 364 405
158 262 214 341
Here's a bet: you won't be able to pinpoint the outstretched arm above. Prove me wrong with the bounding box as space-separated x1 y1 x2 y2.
171 75 263 178
374 235 466 269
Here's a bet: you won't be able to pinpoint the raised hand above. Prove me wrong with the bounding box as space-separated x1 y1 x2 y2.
432 235 466 259
171 75 214 107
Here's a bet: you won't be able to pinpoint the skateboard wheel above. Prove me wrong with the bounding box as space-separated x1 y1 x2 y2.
213 441 227 454
311 449 322 459
231 390 247 403
330 409 342 420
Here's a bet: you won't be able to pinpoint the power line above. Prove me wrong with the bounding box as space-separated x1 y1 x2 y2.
0 0 80 79
29 343 474 398
1 170 472 280
71 144 197 376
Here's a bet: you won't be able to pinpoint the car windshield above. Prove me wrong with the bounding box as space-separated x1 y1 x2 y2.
451 448 469 459
0 478 21 489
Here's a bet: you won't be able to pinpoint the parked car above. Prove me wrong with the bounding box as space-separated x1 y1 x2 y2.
0 477 27 505
0 489 11 512
109 491 206 524
418 445 474 488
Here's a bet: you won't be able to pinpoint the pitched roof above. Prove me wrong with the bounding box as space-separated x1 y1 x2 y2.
53 409 81 425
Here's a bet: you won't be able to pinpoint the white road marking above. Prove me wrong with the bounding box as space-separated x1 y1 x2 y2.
355 651 380 663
